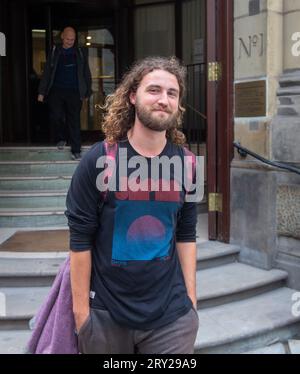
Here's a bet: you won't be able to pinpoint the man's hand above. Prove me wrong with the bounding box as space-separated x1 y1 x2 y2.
37 94 44 102
191 299 197 310
74 310 90 333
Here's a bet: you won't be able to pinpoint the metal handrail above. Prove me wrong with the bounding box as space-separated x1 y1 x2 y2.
233 142 300 176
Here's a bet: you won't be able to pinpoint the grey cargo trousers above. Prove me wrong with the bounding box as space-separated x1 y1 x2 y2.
77 307 199 354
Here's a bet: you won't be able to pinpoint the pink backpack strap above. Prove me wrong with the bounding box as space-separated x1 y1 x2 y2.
103 140 118 158
183 147 196 194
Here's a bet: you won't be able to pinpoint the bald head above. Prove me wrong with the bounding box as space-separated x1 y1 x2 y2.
61 27 76 49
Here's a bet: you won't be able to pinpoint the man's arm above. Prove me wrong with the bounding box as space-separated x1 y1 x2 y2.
176 197 197 309
70 249 92 332
65 144 105 331
176 242 197 309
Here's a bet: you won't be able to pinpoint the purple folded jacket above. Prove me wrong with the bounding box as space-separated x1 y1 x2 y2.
26 256 79 354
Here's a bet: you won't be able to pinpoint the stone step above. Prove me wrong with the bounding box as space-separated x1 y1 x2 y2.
277 105 300 116
0 241 234 286
0 254 67 287
0 208 67 227
0 146 91 161
0 161 78 177
0 330 31 354
0 240 238 284
194 287 300 354
287 339 300 354
279 71 300 86
0 176 71 191
196 241 240 269
0 287 51 330
0 191 67 209
0 288 298 353
0 263 288 330
243 342 287 354
197 263 288 309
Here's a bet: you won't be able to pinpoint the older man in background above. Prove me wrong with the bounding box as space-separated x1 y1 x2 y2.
38 26 92 160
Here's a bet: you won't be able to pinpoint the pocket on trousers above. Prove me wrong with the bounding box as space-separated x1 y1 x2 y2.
77 313 94 354
190 307 200 333
77 314 92 336
191 306 199 319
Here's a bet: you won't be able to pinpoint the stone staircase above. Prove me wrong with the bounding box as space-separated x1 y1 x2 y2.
194 242 300 354
0 147 88 227
0 242 299 354
0 146 300 354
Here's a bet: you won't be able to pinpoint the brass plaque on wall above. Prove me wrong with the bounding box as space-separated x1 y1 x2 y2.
235 80 266 117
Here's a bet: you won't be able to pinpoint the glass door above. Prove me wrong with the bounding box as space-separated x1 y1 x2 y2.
52 27 115 135
28 12 49 144
77 28 115 134
28 3 116 144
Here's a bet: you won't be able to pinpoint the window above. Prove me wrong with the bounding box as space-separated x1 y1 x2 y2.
77 28 115 131
32 29 46 78
134 3 175 59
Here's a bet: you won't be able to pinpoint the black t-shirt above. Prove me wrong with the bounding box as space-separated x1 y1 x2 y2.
66 139 197 330
53 47 78 90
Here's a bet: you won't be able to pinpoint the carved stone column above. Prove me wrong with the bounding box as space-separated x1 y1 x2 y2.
272 70 300 289
231 0 284 270
231 1 300 290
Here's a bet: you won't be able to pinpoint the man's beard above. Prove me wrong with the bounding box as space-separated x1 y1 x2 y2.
135 100 178 132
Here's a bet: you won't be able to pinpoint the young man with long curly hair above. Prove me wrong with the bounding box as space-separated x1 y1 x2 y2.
66 56 199 354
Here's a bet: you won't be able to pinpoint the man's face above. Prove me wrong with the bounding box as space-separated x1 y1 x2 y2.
61 30 76 49
130 69 180 132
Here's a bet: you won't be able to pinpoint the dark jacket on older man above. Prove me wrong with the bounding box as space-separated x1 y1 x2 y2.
38 44 92 100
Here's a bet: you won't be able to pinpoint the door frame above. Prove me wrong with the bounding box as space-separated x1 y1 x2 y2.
206 0 234 242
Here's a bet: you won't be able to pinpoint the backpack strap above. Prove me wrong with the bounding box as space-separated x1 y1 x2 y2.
182 146 196 196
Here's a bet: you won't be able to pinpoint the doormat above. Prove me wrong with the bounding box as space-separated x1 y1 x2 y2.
0 230 69 252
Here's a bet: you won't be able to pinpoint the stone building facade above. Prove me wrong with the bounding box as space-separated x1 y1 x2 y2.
0 0 299 288
231 0 300 288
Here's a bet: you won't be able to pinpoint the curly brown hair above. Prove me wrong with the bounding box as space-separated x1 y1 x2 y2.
102 56 187 145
